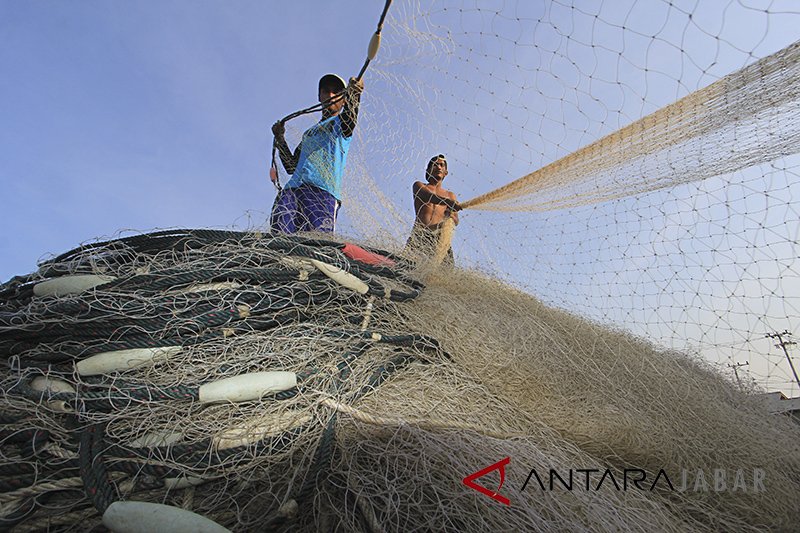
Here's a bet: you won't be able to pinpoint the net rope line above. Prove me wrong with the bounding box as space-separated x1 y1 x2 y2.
460 40 800 212
320 397 521 440
0 475 120 506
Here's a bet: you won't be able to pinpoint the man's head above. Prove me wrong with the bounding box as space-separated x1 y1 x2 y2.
425 154 448 184
319 74 346 116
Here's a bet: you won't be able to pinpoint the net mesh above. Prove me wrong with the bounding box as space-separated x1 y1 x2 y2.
1 232 798 531
2 0 800 531
340 0 800 396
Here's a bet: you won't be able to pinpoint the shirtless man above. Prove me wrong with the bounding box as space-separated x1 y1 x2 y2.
406 154 462 263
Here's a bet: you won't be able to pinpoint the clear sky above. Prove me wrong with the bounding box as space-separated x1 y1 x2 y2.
2 1 799 393
0 0 377 278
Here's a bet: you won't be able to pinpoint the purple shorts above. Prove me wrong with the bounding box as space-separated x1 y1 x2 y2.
270 185 340 234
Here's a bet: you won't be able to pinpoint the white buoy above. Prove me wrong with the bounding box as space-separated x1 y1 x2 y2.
33 274 115 297
309 259 369 294
102 501 230 533
29 376 75 412
198 372 297 404
30 376 74 394
367 31 382 60
76 346 182 376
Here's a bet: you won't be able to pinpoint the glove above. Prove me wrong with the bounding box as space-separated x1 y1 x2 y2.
271 121 285 137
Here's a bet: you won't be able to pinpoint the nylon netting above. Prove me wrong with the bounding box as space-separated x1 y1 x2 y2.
2 1 800 531
340 0 800 396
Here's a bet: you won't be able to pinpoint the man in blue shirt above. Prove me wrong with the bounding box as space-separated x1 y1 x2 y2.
270 74 364 233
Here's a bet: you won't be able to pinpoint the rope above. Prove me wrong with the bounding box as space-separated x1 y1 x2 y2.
355 0 394 80
293 349 417 517
8 506 99 533
78 423 117 513
320 399 523 440
0 477 85 504
459 40 800 212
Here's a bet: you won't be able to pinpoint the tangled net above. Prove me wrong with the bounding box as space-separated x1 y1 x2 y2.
339 0 800 395
0 229 798 531
4 0 800 530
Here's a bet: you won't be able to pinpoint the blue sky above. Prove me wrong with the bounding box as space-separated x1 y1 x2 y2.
0 0 376 278
2 0 799 393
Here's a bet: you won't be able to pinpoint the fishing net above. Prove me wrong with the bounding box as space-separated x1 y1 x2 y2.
3 0 800 531
1 230 798 531
341 0 800 396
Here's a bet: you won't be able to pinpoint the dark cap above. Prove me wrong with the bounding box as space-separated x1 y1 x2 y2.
319 73 347 92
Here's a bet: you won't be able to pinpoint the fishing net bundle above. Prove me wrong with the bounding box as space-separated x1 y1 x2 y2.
3 0 800 531
1 230 799 532
0 230 427 530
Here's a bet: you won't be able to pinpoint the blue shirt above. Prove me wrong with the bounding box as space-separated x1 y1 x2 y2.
285 115 352 200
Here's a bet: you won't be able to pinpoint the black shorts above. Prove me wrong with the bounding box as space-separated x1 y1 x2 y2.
404 224 455 265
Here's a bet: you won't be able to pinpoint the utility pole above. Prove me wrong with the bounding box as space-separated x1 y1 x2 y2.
765 330 800 390
727 361 749 387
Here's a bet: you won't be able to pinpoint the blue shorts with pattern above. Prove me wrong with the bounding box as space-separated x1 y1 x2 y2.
270 185 340 234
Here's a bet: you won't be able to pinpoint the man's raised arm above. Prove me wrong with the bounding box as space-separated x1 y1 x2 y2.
340 78 364 138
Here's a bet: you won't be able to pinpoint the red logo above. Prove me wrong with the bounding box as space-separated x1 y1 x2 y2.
463 457 511 505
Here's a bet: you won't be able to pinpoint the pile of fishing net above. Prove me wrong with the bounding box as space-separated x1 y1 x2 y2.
0 229 798 532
